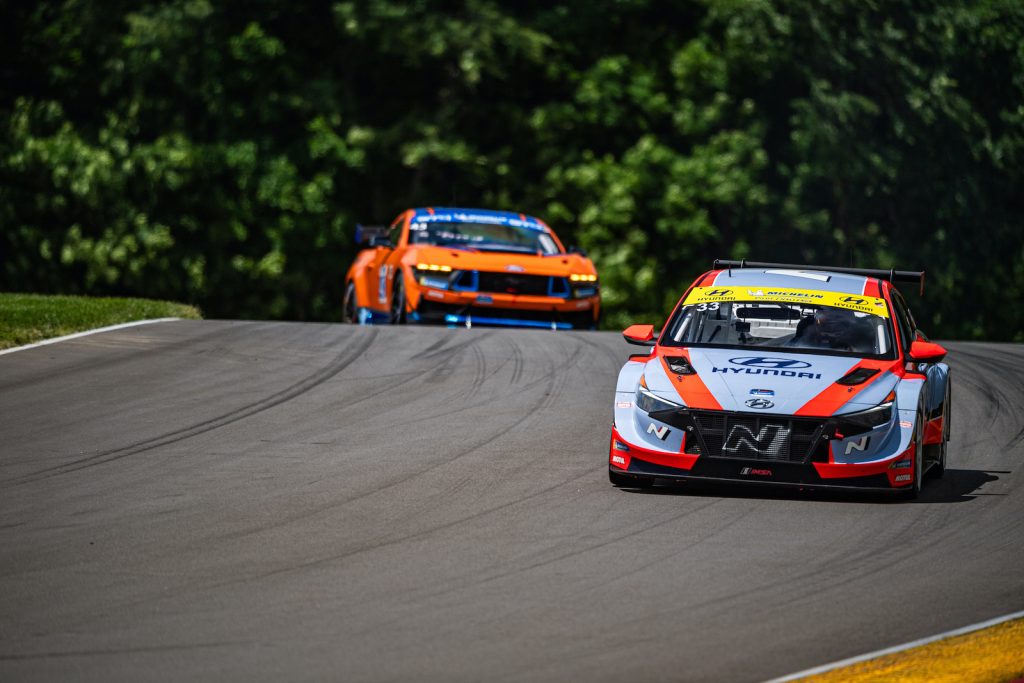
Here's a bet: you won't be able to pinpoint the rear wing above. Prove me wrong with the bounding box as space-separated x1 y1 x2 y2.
354 224 389 246
712 259 925 294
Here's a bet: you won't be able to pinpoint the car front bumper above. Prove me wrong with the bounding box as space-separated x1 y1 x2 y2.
609 426 916 492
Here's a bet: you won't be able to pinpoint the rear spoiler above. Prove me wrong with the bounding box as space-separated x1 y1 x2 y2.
354 224 389 246
712 259 925 294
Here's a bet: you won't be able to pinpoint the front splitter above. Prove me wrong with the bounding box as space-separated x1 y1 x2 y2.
619 455 903 493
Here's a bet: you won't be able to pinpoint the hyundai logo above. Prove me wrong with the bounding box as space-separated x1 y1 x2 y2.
729 357 812 370
744 398 775 409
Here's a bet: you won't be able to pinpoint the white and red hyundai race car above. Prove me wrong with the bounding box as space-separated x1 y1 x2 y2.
610 260 951 498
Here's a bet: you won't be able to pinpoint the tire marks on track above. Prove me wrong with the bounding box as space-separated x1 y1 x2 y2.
6 329 380 484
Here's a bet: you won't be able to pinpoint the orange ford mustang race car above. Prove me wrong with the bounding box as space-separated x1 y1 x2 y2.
342 207 601 329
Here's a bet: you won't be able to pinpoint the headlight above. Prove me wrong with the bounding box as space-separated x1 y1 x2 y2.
569 273 598 282
635 376 683 413
414 263 453 289
836 390 895 433
416 263 452 272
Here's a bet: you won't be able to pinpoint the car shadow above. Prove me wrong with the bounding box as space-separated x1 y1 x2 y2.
620 468 1006 504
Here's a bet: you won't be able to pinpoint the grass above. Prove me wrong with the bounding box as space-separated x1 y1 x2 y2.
0 292 201 350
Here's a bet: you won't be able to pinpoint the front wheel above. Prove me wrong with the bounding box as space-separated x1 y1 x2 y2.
936 379 951 478
390 274 407 324
902 407 926 500
342 281 357 323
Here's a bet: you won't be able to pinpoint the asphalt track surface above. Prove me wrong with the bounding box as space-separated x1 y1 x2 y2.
1 321 1022 682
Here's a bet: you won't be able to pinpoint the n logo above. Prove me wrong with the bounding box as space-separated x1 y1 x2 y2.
723 425 789 454
647 423 670 440
844 436 870 455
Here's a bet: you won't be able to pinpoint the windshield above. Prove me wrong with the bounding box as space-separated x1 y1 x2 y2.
662 293 896 359
409 221 561 255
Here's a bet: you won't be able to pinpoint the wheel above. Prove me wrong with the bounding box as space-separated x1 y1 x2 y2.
342 281 357 323
932 380 951 478
609 468 654 489
902 406 926 500
390 274 407 324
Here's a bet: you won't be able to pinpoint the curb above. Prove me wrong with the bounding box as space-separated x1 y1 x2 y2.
0 318 183 356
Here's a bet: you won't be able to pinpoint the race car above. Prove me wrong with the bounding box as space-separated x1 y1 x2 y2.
609 260 951 498
342 207 601 329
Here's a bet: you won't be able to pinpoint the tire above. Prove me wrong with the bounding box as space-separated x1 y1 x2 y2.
932 380 951 479
609 468 654 489
902 406 926 500
390 274 407 324
342 281 357 324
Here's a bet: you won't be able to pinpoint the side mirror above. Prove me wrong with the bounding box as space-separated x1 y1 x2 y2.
568 245 588 257
369 235 393 248
623 324 656 346
908 339 946 363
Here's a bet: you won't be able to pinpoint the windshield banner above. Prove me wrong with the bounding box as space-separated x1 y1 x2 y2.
684 286 890 318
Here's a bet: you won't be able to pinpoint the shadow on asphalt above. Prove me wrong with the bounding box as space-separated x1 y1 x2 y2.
619 468 1007 505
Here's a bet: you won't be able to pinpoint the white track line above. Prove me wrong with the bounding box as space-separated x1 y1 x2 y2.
764 608 1024 682
0 318 182 356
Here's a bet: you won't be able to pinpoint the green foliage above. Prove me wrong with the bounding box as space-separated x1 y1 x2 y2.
0 292 201 350
1 0 1021 339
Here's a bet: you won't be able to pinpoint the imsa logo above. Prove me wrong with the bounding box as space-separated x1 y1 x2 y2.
740 467 773 476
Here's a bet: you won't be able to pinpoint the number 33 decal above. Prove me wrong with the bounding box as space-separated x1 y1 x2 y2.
696 302 720 311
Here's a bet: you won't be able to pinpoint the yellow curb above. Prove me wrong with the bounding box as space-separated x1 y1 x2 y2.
795 617 1024 682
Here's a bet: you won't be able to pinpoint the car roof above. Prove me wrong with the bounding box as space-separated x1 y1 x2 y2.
703 268 880 296
409 207 547 231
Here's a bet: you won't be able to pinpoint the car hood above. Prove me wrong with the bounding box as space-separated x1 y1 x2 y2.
404 246 594 277
643 347 900 416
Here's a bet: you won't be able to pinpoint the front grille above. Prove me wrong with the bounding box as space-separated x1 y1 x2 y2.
684 410 825 463
475 272 567 297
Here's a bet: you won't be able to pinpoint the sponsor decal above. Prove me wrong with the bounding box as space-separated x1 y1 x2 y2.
713 367 822 379
476 295 494 304
412 212 542 230
684 286 890 318
613 441 630 452
890 459 912 469
730 357 811 369
744 398 775 409
750 389 775 396
894 474 912 482
646 423 670 440
713 357 821 379
616 401 632 409
427 290 444 299
740 467 773 476
611 455 627 465
725 424 788 453
844 436 870 455
505 264 525 272
900 420 913 428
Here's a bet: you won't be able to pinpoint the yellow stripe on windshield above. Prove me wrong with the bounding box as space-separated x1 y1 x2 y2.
684 286 890 318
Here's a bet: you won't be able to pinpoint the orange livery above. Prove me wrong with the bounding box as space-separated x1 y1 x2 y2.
343 207 601 329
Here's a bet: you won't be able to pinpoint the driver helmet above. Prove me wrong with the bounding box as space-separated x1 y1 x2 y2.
814 306 857 344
